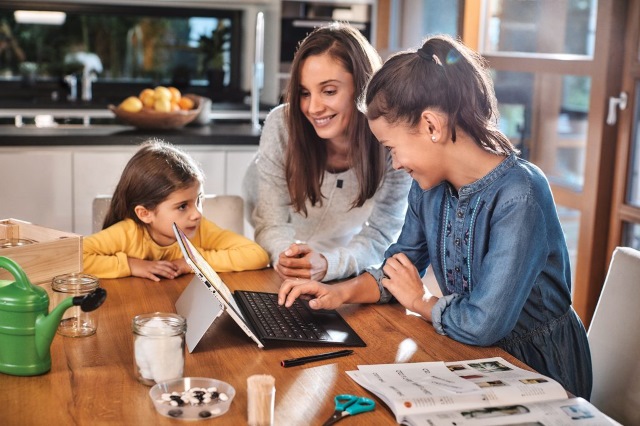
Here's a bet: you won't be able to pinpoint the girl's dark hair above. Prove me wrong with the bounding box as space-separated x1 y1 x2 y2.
102 139 204 229
284 22 385 215
363 34 516 155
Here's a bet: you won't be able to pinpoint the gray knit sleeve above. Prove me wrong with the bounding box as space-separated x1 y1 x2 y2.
365 266 395 304
249 106 297 265
322 159 411 281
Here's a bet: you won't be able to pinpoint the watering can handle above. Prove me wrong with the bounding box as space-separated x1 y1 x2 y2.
0 256 34 292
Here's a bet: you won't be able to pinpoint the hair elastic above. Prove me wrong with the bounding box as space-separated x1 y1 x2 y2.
417 45 442 66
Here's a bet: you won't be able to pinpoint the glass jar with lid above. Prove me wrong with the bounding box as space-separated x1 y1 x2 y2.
51 273 100 337
132 312 186 386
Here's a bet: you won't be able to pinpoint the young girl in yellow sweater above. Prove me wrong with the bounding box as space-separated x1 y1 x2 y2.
83 139 269 281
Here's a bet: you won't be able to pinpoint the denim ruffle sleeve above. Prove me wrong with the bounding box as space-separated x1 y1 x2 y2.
431 294 460 335
365 266 394 304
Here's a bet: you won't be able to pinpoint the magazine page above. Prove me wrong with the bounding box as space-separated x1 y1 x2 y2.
402 397 618 426
442 358 568 403
347 362 477 423
346 357 568 423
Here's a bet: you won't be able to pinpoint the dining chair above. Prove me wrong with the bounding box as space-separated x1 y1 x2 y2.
92 195 112 234
587 246 640 425
201 194 244 235
92 194 244 235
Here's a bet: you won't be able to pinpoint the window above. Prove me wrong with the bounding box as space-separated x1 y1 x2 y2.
385 0 461 53
627 84 640 207
622 222 640 249
0 3 243 102
493 70 591 191
482 0 597 57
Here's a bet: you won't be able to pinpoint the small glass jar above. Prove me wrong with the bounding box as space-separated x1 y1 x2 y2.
51 273 100 337
132 312 186 386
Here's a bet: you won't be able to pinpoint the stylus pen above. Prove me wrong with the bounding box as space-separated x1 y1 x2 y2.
281 349 354 368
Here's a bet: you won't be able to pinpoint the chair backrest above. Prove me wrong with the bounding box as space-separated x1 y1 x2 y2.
92 195 112 234
92 194 244 236
587 246 640 425
202 194 244 235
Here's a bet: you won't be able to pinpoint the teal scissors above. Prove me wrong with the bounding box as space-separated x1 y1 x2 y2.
322 394 376 425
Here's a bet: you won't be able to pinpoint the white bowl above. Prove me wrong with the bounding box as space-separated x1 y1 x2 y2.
149 377 235 420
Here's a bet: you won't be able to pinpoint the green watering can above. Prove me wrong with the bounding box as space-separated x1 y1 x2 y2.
0 256 107 376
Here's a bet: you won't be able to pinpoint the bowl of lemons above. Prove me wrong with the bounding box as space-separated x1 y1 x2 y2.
109 86 203 129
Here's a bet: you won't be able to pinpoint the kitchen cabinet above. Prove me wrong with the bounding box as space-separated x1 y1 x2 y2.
0 149 73 232
0 145 257 237
72 148 137 236
226 150 258 237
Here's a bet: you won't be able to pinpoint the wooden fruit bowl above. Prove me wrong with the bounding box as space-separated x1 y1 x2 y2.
109 94 203 129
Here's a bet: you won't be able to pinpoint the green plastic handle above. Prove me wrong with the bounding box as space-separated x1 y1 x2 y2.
0 256 34 292
334 394 375 415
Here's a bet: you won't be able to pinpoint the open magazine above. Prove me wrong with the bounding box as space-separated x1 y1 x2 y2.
347 357 616 425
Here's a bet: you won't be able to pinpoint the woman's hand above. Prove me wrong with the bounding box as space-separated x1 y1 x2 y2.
274 243 328 281
382 253 437 320
128 258 181 282
278 278 347 310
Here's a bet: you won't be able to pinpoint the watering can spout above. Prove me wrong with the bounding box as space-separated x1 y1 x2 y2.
35 287 107 359
35 297 74 359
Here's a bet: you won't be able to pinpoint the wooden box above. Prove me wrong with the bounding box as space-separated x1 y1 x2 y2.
0 218 82 284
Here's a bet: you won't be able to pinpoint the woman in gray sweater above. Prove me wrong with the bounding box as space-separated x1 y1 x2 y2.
244 23 411 282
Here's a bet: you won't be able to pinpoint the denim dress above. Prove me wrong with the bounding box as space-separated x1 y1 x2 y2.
368 154 593 399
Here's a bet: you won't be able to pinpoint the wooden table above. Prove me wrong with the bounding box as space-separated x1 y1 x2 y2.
4 269 531 425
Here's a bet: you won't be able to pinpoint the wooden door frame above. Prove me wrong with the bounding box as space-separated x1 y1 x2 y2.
570 0 627 327
608 0 640 256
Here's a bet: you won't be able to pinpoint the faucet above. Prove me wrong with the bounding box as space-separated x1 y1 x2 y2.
63 74 77 101
251 12 264 131
81 67 97 102
64 51 103 102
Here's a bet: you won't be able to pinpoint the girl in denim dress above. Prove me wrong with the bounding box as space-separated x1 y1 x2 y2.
278 34 592 399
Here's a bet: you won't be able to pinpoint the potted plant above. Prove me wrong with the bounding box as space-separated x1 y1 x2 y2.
199 21 230 91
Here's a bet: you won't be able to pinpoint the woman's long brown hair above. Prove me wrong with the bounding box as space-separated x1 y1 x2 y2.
284 22 385 216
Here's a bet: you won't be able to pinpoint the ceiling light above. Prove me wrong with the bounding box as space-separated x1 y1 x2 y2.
14 11 66 25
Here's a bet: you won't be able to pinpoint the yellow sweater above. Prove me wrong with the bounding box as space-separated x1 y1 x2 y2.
83 218 269 278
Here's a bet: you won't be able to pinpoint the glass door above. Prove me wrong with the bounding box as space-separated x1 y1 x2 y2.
477 0 627 326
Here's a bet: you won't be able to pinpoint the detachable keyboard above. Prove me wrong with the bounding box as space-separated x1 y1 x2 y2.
241 291 331 341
